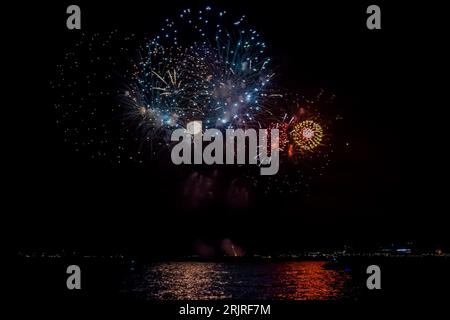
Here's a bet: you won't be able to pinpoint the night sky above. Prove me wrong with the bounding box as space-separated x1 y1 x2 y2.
7 1 447 255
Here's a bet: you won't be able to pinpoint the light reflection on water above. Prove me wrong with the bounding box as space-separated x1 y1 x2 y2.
125 261 356 300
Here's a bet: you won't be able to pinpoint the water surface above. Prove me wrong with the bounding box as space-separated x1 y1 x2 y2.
123 261 358 300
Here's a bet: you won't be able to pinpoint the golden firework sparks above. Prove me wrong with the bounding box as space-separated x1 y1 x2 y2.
291 120 323 151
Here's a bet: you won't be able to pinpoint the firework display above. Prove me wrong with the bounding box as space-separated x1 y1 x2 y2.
52 5 337 197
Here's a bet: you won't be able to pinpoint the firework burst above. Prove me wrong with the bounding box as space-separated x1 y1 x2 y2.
291 120 324 152
122 5 276 144
241 90 335 195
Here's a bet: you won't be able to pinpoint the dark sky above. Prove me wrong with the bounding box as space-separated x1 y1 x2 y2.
7 1 448 254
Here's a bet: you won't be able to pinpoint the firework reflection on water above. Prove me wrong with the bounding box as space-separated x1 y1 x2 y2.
123 261 357 300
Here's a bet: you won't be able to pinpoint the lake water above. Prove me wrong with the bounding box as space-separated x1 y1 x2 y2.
123 261 359 300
